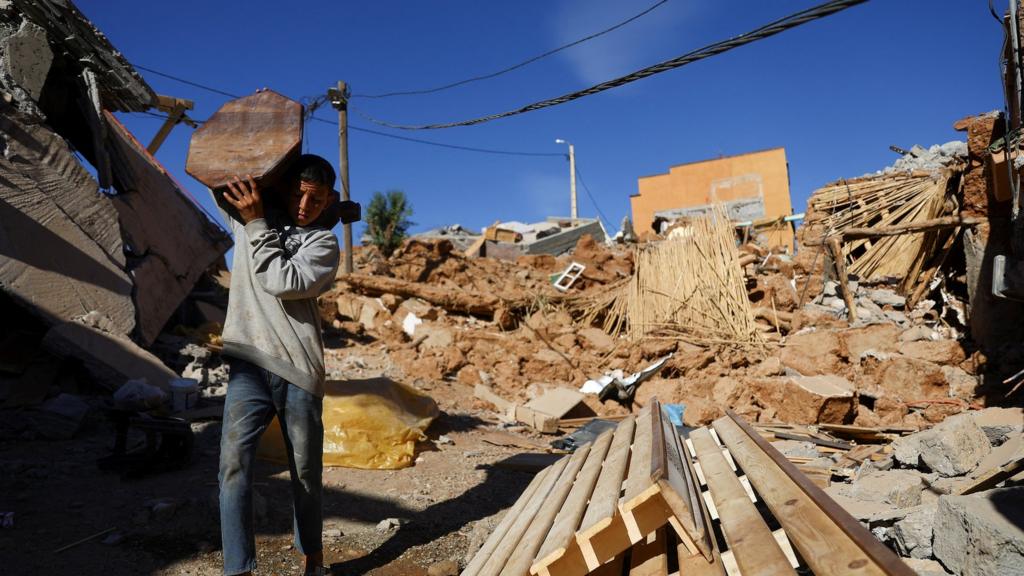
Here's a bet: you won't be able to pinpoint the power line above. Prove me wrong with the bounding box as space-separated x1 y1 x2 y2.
574 164 612 229
358 0 868 130
134 64 242 99
130 110 564 158
352 0 669 99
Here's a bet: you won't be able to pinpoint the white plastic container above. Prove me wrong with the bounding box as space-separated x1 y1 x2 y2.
170 378 199 412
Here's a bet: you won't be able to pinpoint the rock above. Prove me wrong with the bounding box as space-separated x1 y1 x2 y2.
427 559 460 576
841 324 899 360
396 297 438 321
899 340 966 365
892 504 936 559
933 488 1024 576
358 298 387 331
900 325 937 343
893 414 991 477
376 517 403 533
578 327 615 354
902 558 952 576
762 274 800 311
770 440 821 459
866 288 906 308
942 366 979 402
417 324 454 350
779 330 844 376
324 527 343 539
863 356 947 402
747 375 855 424
970 407 1024 446
842 470 925 508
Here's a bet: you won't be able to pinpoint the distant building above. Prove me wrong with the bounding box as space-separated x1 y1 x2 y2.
630 148 795 249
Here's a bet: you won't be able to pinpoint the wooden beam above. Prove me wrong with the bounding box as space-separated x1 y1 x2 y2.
713 412 915 576
827 237 858 323
532 431 615 576
577 416 636 571
690 428 795 576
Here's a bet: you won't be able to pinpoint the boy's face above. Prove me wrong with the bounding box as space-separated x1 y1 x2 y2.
287 179 332 226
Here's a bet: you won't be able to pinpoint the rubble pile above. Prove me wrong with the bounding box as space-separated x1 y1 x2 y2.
789 407 1024 575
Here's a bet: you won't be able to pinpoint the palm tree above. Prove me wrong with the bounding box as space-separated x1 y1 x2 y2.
365 189 414 256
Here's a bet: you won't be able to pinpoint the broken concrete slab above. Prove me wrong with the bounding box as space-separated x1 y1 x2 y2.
893 414 991 477
41 321 175 392
892 503 936 559
833 469 925 508
933 487 1024 576
0 20 52 101
969 407 1024 446
0 108 136 336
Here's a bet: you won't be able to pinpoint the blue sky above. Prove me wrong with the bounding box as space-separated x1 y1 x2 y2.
81 0 1005 240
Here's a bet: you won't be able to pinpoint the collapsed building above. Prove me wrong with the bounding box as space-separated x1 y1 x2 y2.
0 0 230 407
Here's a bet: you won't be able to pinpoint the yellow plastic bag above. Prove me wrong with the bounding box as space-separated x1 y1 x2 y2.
257 377 439 469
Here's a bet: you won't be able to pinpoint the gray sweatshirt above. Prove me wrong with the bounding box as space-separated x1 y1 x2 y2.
218 206 340 398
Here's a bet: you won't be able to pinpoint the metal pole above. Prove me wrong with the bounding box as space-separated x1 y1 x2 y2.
336 81 354 274
569 143 577 220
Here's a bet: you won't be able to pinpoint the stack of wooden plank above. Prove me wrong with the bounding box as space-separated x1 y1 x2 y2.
463 402 914 576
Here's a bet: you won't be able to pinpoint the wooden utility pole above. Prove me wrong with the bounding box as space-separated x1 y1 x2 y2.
330 81 354 274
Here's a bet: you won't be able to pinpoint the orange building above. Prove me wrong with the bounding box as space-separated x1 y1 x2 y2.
630 147 795 249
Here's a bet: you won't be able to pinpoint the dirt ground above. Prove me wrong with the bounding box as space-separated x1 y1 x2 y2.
1 342 545 576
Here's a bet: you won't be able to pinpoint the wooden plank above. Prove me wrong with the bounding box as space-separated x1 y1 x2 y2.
620 407 675 544
713 414 914 576
475 456 571 576
531 431 616 576
771 430 852 450
185 90 303 190
690 428 794 576
503 445 593 576
653 400 709 558
463 465 554 576
577 416 636 571
628 527 669 576
959 456 1024 495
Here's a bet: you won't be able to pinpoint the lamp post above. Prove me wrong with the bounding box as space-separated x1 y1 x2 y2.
555 138 577 220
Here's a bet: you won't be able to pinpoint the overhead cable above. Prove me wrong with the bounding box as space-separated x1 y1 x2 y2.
574 165 613 228
352 0 669 99
357 0 868 130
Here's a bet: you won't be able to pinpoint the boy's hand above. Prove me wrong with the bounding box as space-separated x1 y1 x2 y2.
223 174 264 223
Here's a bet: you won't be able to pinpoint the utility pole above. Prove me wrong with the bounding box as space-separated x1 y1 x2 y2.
556 138 578 220
329 81 354 274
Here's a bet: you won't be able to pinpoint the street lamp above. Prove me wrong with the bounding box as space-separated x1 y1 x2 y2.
555 138 577 220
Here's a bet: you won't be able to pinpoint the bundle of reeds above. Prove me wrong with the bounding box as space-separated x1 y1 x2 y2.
571 206 761 345
802 170 959 294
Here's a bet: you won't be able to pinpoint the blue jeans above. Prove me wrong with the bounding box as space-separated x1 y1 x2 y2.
219 358 324 575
